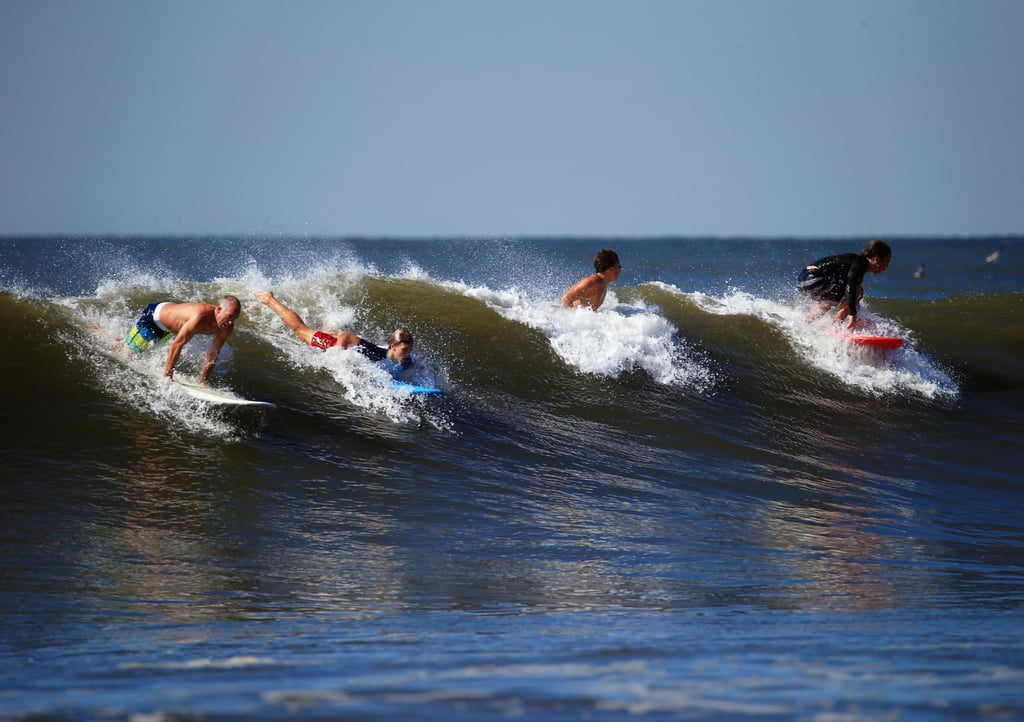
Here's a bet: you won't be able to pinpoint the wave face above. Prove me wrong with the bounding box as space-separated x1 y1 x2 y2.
2 236 1023 721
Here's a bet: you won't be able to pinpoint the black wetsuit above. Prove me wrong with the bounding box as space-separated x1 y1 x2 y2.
355 339 414 375
796 253 868 317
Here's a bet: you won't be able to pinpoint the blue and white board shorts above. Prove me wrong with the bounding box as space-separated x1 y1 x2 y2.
125 302 172 352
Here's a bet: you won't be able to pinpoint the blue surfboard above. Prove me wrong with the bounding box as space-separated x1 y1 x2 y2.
391 380 444 396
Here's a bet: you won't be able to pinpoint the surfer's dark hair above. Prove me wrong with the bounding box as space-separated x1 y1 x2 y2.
594 249 620 273
862 240 892 260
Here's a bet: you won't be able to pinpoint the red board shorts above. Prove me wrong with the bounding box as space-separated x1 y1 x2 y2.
310 331 338 351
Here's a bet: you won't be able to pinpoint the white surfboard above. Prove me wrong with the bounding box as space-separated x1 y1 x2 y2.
174 380 277 409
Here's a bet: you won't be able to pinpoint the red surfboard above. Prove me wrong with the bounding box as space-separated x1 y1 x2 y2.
847 335 903 350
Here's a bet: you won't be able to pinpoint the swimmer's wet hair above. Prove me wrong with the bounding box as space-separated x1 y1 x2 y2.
594 249 620 273
862 239 891 260
389 329 414 346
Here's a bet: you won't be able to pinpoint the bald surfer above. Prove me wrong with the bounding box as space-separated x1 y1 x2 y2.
125 296 240 384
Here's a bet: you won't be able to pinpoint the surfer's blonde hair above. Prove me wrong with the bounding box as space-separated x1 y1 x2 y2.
389 329 414 347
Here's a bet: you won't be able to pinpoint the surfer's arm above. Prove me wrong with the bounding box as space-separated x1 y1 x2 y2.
560 289 581 307
844 258 868 319
163 332 191 379
199 332 230 384
561 275 599 308
162 315 203 379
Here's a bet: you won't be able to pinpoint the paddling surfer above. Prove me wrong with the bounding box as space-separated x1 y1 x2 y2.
254 291 414 376
561 249 622 311
796 240 892 330
125 296 241 384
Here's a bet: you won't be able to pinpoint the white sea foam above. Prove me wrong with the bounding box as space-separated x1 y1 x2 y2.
670 284 959 400
443 280 715 389
119 656 276 671
243 281 450 427
77 323 248 440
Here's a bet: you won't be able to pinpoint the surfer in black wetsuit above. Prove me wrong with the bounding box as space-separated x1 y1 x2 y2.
796 239 892 330
254 291 414 375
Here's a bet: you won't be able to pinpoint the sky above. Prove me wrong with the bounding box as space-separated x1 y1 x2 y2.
2 0 1023 238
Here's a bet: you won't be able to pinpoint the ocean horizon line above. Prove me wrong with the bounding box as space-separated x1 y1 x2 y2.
2 232 1021 243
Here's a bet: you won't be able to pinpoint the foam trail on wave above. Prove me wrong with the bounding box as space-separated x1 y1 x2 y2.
72 319 247 441
661 283 959 400
442 280 714 389
268 333 448 427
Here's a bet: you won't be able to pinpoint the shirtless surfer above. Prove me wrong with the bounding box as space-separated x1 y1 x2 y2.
796 240 892 330
255 291 414 376
125 296 241 384
561 249 622 311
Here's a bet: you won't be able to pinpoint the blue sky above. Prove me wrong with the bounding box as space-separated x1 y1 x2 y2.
2 0 1023 237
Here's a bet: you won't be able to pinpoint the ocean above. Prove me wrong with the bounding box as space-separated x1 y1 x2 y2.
1 236 1022 721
